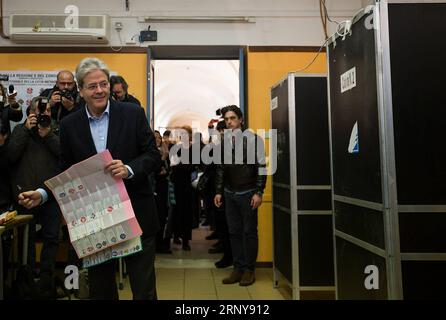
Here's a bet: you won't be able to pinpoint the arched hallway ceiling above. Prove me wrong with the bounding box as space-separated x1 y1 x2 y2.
154 60 239 137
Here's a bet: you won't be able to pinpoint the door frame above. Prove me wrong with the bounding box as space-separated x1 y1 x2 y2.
146 45 247 128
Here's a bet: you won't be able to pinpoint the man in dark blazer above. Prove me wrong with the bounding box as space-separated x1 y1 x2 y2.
18 57 161 300
110 75 141 107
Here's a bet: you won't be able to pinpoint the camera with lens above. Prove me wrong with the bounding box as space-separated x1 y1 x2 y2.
36 97 51 128
215 106 229 117
0 95 8 134
60 89 73 100
0 79 23 135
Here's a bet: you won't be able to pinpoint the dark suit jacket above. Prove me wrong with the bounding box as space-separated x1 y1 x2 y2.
123 94 141 107
0 142 12 209
58 99 161 236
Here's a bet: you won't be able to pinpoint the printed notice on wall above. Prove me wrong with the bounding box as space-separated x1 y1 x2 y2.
0 71 59 130
0 70 117 132
45 150 143 268
341 67 357 93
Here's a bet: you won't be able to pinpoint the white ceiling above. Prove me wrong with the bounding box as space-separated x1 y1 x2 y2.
154 60 239 138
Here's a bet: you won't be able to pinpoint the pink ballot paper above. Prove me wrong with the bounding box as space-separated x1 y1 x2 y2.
45 150 143 268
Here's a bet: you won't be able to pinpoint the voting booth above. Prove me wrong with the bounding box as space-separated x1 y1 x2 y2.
327 1 446 299
271 73 334 299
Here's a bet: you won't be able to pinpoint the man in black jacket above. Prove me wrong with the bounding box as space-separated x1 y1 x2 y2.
0 89 22 211
8 96 60 285
214 105 266 286
18 57 161 300
40 70 83 134
0 84 23 287
0 131 11 283
0 132 10 212
0 83 23 136
110 75 141 106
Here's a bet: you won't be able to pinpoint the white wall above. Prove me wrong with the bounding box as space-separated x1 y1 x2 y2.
1 0 364 46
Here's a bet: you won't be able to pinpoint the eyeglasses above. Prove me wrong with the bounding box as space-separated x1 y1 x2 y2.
84 81 109 91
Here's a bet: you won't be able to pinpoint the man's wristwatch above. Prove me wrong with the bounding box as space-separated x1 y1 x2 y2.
255 191 263 197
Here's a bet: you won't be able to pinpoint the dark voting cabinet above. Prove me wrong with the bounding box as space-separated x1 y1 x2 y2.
271 73 334 300
328 1 446 299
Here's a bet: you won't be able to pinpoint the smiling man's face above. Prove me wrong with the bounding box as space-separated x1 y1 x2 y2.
80 69 110 116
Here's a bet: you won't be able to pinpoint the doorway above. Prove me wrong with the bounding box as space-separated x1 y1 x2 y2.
148 46 245 268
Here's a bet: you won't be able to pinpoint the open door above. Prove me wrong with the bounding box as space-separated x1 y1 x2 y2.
147 47 155 129
239 47 246 117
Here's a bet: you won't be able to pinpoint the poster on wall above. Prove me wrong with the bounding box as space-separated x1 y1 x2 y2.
0 70 59 128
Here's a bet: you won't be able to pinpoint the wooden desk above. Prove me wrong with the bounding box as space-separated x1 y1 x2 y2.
0 214 33 300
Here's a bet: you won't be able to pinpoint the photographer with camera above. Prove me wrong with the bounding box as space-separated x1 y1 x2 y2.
41 70 83 133
0 82 23 212
7 96 61 294
0 131 11 213
0 83 23 136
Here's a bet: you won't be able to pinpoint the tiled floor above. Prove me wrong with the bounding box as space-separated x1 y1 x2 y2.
117 226 292 300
